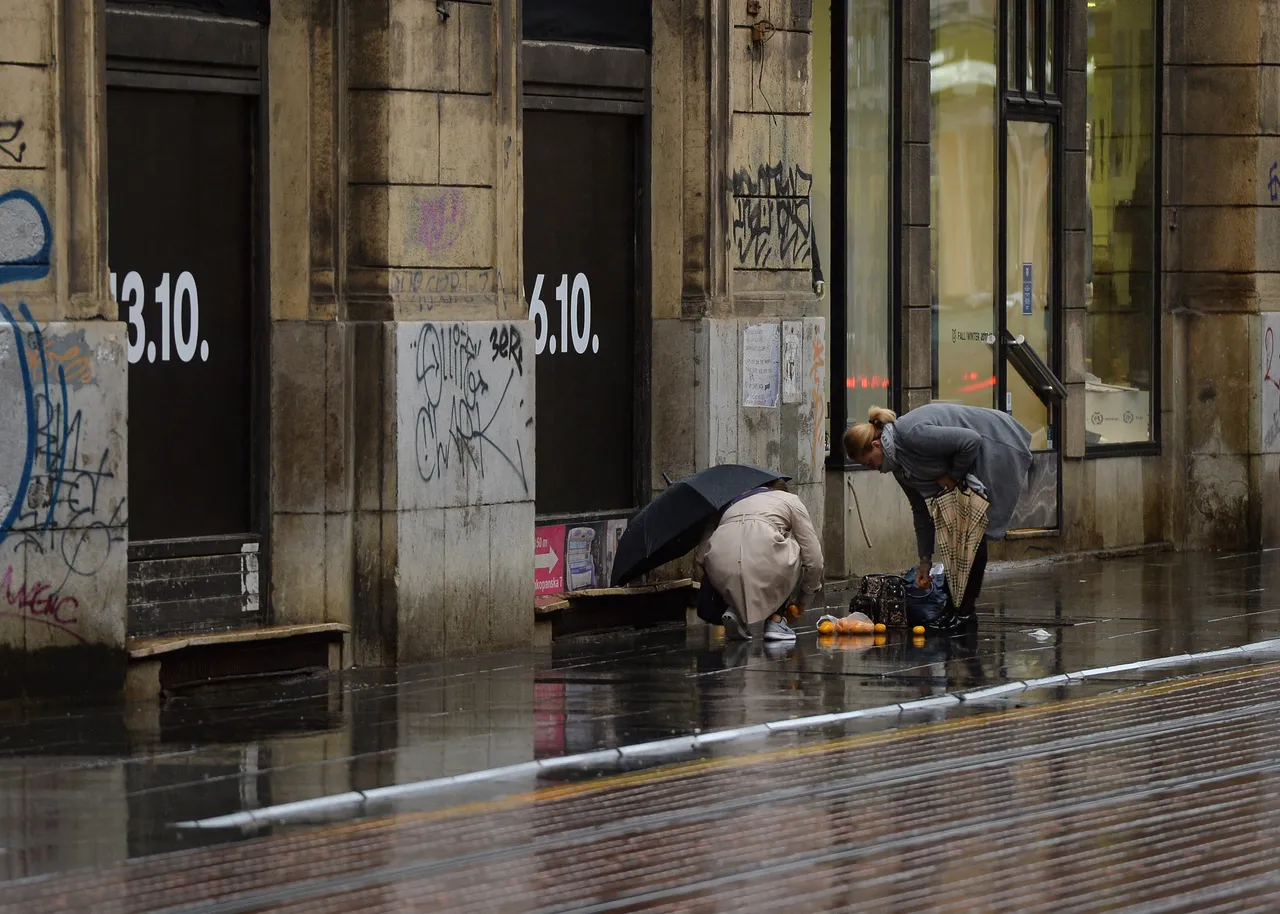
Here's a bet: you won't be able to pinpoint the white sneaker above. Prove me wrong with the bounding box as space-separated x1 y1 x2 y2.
721 610 752 641
764 617 797 641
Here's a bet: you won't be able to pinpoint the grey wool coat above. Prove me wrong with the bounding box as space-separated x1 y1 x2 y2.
878 403 1033 557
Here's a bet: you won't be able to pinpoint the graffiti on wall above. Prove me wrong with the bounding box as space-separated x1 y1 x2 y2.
731 162 813 270
1263 314 1280 454
413 188 467 253
0 191 126 644
402 320 534 506
0 119 25 165
389 267 504 315
0 188 47 277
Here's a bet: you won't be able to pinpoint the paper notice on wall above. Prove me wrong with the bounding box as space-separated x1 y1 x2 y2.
742 322 781 408
1262 313 1280 453
782 321 802 404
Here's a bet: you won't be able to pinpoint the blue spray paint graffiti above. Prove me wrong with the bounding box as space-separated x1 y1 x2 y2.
0 301 39 540
0 190 52 542
0 189 51 284
0 191 124 638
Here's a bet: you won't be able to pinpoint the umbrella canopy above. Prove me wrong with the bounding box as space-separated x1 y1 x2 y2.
610 464 789 586
928 485 990 600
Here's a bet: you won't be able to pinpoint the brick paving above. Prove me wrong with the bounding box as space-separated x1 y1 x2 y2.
5 663 1280 913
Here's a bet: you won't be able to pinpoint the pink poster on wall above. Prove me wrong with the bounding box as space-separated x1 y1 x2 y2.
534 525 566 596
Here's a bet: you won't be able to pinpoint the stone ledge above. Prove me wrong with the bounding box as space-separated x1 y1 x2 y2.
127 622 350 660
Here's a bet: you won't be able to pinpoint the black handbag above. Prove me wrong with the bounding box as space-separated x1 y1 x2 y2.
850 573 908 628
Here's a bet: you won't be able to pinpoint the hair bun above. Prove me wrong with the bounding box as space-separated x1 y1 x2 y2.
867 406 898 428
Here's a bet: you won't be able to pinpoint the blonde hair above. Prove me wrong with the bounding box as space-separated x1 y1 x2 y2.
843 406 898 459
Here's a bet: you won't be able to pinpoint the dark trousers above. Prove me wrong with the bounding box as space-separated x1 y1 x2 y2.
953 536 989 616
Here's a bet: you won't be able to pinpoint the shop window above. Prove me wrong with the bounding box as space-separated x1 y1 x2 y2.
930 0 998 409
820 0 896 459
1085 0 1157 447
844 0 894 422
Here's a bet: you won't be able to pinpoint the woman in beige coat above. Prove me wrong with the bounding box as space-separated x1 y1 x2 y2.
696 481 825 641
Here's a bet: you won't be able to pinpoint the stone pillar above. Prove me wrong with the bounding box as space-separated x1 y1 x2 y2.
650 0 827 573
1165 0 1277 549
0 0 127 694
1059 0 1101 547
268 0 356 649
343 0 533 663
650 0 715 502
722 1 826 530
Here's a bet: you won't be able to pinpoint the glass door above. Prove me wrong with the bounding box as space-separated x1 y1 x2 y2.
999 0 1065 530
932 0 1065 531
1005 120 1054 448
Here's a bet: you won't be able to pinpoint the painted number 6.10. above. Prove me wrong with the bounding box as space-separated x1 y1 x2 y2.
529 272 599 356
110 270 209 366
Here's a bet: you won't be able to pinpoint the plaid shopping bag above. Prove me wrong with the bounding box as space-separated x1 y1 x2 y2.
928 485 990 600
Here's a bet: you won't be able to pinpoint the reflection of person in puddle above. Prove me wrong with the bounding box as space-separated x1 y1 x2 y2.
696 479 824 643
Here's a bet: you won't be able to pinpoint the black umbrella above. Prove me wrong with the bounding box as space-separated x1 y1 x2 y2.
610 464 789 586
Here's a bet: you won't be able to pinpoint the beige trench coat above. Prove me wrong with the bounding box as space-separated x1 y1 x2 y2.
696 489 825 625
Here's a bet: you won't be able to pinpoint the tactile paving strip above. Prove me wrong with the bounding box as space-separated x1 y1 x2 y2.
5 665 1280 913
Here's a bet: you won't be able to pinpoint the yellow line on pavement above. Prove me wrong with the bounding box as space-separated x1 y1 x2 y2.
301 660 1280 842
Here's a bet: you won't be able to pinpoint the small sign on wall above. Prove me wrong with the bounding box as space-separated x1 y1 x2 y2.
742 322 780 408
534 518 629 595
534 525 566 596
782 320 803 404
1022 263 1033 315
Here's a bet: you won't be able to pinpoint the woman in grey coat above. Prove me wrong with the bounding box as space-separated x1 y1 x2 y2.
843 403 1032 627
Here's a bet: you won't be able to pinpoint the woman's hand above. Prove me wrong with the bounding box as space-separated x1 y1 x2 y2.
937 474 958 492
916 561 932 589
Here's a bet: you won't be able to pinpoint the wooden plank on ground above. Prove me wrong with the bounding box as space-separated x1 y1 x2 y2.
535 595 571 616
128 622 351 659
561 578 695 600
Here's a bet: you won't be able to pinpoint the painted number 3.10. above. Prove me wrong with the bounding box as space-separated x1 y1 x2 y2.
529 273 598 356
109 271 209 366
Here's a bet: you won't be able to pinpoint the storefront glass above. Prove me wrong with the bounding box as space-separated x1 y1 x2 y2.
1005 120 1053 447
845 0 894 421
931 0 999 407
1085 0 1157 446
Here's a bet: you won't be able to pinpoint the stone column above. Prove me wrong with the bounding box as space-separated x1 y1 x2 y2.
650 0 715 507
0 0 127 694
689 1 826 528
1165 0 1278 549
268 0 357 649
344 0 533 662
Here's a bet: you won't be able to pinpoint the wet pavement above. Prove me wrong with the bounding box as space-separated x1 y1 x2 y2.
6 660 1280 912
1 550 1280 905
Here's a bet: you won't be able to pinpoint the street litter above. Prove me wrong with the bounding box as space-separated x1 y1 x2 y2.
1026 628 1053 642
818 611 874 634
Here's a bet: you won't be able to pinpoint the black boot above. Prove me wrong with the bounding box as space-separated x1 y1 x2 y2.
925 606 977 636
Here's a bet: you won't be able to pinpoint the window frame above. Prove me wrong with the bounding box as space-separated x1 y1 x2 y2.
1000 0 1065 451
826 0 902 471
1081 0 1164 458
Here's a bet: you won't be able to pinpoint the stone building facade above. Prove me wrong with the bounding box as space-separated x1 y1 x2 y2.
0 0 1273 694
